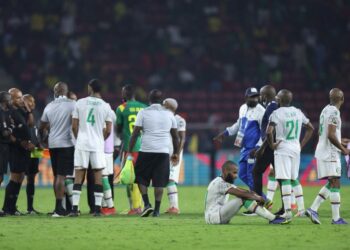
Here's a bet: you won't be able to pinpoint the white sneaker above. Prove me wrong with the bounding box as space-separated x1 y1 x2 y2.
281 211 293 220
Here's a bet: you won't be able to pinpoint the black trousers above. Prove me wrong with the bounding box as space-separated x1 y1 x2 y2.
253 146 274 196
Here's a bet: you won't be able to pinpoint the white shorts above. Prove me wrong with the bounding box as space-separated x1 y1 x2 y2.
274 154 300 180
74 149 106 170
103 153 114 176
205 210 221 224
317 159 341 179
205 199 243 225
169 151 183 183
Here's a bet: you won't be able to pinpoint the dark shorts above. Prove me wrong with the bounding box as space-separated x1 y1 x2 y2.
9 145 31 174
25 158 39 175
50 147 74 176
0 144 10 175
135 152 170 188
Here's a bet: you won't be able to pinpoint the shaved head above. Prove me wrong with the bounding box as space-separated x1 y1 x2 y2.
8 88 23 108
276 89 293 107
221 161 237 172
149 89 163 104
23 94 35 110
8 88 22 96
122 84 134 101
0 91 11 104
260 85 276 98
221 161 238 183
260 85 276 106
23 94 34 102
329 88 344 105
54 82 68 97
163 98 178 113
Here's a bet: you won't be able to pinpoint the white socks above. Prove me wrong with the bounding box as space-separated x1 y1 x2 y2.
292 180 304 212
266 177 278 201
310 184 331 212
167 182 179 209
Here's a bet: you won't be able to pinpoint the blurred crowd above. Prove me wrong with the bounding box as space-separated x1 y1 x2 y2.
1 0 350 126
2 1 350 90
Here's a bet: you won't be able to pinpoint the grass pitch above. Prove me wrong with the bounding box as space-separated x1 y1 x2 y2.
0 186 350 250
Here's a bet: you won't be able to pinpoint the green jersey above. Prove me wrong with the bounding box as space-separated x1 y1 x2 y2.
116 100 147 152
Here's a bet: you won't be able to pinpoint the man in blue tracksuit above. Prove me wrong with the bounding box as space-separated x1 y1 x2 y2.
214 87 265 192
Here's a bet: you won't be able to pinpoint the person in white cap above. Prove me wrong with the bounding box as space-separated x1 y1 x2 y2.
163 98 186 214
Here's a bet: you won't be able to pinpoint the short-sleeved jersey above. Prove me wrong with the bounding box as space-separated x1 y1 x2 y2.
269 106 309 157
41 96 76 148
134 104 177 154
315 105 341 161
116 100 147 152
205 177 236 214
104 109 117 154
72 97 112 152
169 114 186 155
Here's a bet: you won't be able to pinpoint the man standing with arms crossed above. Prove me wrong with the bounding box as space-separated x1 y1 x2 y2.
306 88 349 224
116 84 146 215
70 79 112 217
128 89 179 217
39 82 76 217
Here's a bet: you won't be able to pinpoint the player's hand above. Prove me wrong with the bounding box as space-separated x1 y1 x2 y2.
213 134 224 143
271 140 282 150
249 148 257 158
23 99 32 113
255 147 265 159
171 154 179 166
9 135 16 143
256 195 265 206
26 142 35 151
341 148 350 155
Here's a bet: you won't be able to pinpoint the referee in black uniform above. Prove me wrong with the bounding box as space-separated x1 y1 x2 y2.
0 88 35 216
252 85 284 214
0 92 14 187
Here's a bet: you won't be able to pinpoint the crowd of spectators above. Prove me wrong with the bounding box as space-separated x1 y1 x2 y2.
1 0 350 126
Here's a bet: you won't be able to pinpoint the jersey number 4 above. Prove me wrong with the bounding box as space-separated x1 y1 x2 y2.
286 120 299 140
87 108 96 126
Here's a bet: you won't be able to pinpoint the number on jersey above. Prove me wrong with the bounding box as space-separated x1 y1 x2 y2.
87 108 95 126
128 114 137 133
286 120 299 140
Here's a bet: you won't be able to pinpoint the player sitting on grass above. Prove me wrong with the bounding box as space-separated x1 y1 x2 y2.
204 161 288 225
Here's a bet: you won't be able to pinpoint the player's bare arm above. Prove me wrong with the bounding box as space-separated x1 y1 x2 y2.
300 122 314 149
103 121 112 140
72 118 79 139
213 131 225 143
178 130 186 153
227 186 264 204
328 124 350 155
170 128 180 165
38 121 49 147
128 125 141 153
254 139 268 159
266 122 280 150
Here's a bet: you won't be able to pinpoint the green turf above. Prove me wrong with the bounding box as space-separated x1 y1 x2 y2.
0 186 349 250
